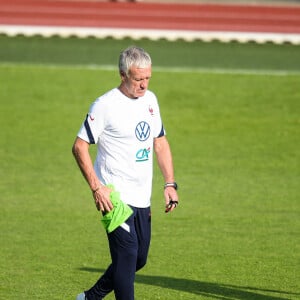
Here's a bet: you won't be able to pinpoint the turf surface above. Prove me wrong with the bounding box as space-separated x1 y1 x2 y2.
0 37 300 299
1 35 300 72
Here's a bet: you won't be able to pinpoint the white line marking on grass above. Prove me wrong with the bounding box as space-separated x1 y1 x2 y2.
1 62 300 76
154 66 300 76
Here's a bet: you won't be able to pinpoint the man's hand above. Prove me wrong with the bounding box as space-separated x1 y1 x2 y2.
164 187 179 213
93 185 114 212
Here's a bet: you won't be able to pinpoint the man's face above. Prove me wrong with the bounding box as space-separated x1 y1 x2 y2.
120 66 152 99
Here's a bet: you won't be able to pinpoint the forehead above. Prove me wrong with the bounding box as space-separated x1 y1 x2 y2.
129 66 152 77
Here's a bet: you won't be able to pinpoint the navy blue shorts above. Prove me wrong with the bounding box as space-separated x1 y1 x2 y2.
86 206 151 300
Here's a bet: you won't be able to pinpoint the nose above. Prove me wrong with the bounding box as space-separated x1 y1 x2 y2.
140 79 147 89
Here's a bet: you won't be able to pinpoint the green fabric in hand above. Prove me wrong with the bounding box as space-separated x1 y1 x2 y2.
101 184 133 233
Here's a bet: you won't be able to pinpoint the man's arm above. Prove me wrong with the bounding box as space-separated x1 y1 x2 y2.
72 137 113 212
154 136 179 212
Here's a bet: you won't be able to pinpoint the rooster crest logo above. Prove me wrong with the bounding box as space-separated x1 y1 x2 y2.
149 106 154 116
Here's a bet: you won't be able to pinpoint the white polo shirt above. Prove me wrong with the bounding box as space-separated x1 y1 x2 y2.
77 88 165 208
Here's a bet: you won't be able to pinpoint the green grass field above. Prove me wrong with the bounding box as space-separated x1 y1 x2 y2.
0 37 300 300
1 35 300 72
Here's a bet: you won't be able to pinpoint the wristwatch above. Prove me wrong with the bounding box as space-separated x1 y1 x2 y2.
164 182 178 190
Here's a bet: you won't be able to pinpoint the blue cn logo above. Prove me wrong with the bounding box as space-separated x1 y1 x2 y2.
136 147 150 162
135 121 150 141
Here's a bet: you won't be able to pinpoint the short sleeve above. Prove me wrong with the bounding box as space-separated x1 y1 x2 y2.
77 98 106 144
151 94 166 138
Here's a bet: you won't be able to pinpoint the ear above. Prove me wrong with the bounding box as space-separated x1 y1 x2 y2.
120 71 126 78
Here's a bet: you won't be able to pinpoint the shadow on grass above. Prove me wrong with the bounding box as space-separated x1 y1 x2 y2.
78 267 299 300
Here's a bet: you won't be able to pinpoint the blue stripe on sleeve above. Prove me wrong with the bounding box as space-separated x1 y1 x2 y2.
157 124 165 138
84 114 95 144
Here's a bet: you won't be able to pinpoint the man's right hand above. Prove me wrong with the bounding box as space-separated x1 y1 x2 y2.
92 185 114 212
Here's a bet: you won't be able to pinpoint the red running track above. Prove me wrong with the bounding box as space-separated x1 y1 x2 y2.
0 0 300 33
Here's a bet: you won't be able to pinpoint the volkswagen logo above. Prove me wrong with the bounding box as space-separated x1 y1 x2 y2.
135 121 151 141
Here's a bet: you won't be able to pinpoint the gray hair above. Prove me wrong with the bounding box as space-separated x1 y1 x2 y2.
119 46 152 76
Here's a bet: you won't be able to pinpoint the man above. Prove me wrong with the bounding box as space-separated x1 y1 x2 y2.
72 46 179 300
